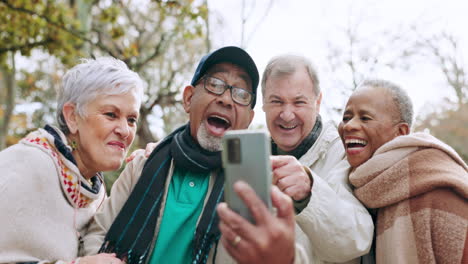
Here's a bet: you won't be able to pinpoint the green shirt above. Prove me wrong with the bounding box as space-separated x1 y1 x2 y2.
148 166 210 264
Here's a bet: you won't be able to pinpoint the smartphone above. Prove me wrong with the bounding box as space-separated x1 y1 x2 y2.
221 130 272 224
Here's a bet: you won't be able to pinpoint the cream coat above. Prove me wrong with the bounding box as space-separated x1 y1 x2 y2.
295 121 374 264
0 128 105 264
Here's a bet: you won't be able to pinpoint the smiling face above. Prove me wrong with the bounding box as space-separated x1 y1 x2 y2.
183 62 255 151
338 86 409 168
65 91 140 178
262 68 322 152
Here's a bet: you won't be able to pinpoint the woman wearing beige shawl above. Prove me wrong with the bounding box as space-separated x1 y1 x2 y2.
338 79 468 264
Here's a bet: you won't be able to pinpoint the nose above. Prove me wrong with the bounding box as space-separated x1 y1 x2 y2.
216 88 233 108
279 104 295 122
115 119 131 139
342 117 359 132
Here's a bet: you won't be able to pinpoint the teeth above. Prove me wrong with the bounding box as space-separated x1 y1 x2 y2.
211 115 231 125
280 124 297 129
345 139 368 145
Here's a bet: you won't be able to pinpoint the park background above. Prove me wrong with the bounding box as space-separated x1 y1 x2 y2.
1 0 467 191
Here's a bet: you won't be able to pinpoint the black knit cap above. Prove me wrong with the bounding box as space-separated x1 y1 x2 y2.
190 46 259 108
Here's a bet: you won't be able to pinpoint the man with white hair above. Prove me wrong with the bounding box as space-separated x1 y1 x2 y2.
260 54 374 263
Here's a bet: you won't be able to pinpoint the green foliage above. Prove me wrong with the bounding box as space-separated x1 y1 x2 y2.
0 0 84 67
103 167 124 195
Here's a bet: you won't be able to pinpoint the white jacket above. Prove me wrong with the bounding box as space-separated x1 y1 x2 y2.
295 121 374 263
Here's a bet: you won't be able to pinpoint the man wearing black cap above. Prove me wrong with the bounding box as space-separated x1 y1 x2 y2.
81 46 301 264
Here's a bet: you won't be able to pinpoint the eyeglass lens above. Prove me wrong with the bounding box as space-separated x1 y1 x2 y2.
204 77 252 106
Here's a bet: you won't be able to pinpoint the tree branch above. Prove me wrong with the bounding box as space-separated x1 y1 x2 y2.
133 33 168 71
0 0 118 57
0 39 53 53
147 90 179 111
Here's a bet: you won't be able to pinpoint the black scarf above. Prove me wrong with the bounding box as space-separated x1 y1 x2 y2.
99 123 224 264
271 115 323 159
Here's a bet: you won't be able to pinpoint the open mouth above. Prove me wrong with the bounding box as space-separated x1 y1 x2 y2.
345 139 368 149
206 114 232 136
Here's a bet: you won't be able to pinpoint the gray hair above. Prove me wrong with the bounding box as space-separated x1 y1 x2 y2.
57 57 144 134
261 54 320 97
360 79 414 127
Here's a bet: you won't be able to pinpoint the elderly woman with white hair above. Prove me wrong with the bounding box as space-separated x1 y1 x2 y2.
0 57 144 264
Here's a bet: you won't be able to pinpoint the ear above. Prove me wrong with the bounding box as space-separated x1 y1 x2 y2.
315 92 323 112
248 108 255 124
396 123 410 136
183 85 195 113
62 102 79 134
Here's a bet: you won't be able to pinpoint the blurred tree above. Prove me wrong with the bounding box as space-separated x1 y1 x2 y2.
0 53 16 149
417 31 467 107
239 0 274 49
414 102 468 162
413 32 467 162
0 0 209 150
324 17 419 122
0 0 85 148
0 0 84 65
85 1 209 146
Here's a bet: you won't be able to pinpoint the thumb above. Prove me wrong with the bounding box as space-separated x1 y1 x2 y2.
271 185 294 223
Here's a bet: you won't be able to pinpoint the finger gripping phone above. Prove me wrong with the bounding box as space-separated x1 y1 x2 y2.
221 130 272 224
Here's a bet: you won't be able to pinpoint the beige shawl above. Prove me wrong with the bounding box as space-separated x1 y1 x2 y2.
350 132 468 264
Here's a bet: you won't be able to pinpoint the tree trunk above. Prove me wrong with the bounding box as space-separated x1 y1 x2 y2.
74 0 92 54
0 52 16 150
204 0 211 52
136 109 158 149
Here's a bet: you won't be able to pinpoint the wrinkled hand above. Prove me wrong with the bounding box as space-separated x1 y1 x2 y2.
125 141 158 163
217 181 295 264
271 155 312 201
79 253 123 264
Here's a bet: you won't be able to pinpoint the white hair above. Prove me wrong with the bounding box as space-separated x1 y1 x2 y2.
197 123 222 152
360 79 414 127
261 54 320 97
56 57 144 134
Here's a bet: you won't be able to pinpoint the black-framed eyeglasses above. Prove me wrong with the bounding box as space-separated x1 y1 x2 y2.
201 76 254 106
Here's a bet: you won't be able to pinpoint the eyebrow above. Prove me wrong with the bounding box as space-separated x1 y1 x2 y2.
357 109 375 116
100 104 139 117
343 106 367 113
267 95 282 100
208 65 252 89
294 95 308 101
267 95 309 101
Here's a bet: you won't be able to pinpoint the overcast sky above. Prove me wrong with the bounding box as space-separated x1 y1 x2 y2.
208 0 468 127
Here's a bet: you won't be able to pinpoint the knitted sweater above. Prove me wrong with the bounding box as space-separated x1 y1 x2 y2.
349 132 468 264
0 127 105 264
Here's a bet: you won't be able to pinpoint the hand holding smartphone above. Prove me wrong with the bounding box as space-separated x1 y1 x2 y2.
221 130 272 223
